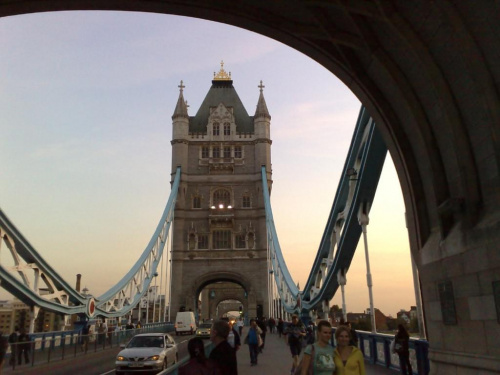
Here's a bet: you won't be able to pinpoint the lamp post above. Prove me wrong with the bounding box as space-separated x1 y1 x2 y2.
337 269 348 322
152 272 158 323
359 207 376 333
146 286 150 325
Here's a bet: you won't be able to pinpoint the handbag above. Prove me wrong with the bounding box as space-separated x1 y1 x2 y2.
294 344 315 375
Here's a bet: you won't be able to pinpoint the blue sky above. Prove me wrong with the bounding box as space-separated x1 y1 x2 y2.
0 11 416 316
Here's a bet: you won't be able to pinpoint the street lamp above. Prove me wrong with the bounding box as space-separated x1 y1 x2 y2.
152 272 158 323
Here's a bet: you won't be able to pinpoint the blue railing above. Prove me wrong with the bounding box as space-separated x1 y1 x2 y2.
4 322 173 370
332 328 430 375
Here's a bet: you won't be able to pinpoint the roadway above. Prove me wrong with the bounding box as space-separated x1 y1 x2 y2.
2 332 194 375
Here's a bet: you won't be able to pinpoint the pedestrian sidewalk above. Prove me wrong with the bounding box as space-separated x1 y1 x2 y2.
237 332 396 375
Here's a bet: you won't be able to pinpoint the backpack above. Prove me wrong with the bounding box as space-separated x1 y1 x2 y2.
294 344 315 375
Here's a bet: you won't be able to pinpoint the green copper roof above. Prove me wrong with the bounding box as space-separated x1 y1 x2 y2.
189 80 254 133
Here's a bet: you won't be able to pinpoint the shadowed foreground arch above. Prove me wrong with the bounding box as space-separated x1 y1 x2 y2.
1 1 499 373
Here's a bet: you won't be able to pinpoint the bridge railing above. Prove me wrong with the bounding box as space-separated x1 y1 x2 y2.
331 328 430 375
4 322 173 371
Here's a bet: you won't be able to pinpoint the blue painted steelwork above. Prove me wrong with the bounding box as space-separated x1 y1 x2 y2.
262 106 387 314
0 167 181 318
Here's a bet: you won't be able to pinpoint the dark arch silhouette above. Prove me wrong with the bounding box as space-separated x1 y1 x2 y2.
1 2 499 373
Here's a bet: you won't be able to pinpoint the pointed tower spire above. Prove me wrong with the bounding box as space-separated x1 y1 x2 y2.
172 80 189 119
255 80 271 119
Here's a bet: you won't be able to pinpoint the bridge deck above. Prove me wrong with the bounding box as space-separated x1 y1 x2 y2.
237 331 396 375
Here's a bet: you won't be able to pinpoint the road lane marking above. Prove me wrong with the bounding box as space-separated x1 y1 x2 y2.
97 370 115 375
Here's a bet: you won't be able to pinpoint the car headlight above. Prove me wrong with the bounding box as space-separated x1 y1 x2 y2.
117 356 125 361
147 355 160 361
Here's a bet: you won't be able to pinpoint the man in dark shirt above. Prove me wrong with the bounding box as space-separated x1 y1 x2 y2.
8 327 19 367
284 315 306 374
209 320 238 375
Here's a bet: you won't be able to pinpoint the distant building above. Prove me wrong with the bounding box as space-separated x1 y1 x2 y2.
397 306 417 324
0 299 60 333
346 308 388 331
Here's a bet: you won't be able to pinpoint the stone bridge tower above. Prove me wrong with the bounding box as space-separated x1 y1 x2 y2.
169 62 272 320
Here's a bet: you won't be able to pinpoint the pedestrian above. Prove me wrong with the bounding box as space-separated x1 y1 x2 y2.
277 317 284 338
256 317 267 351
244 319 262 366
114 323 121 344
306 320 315 345
333 325 365 375
236 318 244 336
97 323 105 345
346 321 358 347
393 324 413 375
227 321 241 351
298 320 335 375
8 326 19 367
284 314 306 375
179 337 220 375
0 331 8 374
17 328 30 365
268 317 276 334
81 323 90 352
209 320 238 375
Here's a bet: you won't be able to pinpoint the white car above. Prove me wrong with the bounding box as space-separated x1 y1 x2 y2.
115 333 178 374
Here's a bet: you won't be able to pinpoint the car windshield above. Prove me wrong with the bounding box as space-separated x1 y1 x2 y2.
200 324 212 328
127 336 164 348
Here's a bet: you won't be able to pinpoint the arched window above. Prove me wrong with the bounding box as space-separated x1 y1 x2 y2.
235 234 246 249
198 235 208 249
193 196 201 209
201 146 209 158
213 122 220 136
242 195 251 208
234 146 242 158
212 147 220 158
213 189 231 207
223 122 231 135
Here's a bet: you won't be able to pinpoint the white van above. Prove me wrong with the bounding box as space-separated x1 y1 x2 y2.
174 312 197 336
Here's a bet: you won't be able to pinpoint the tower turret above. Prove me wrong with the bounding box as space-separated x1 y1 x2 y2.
172 80 189 138
171 80 189 175
254 80 272 173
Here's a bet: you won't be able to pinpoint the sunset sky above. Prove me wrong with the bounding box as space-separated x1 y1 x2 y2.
0 11 417 317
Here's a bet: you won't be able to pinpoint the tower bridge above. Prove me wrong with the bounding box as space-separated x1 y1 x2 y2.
1 2 500 374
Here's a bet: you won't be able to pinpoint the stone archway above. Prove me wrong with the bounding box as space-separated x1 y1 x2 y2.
1 2 499 373
191 272 257 321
